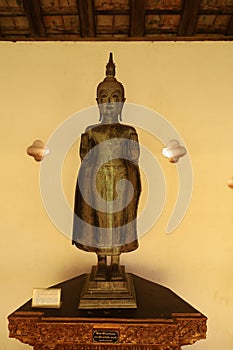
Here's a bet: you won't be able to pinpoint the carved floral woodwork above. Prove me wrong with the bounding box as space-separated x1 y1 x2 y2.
8 312 206 350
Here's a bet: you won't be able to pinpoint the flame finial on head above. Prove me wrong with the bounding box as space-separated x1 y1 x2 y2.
106 52 115 77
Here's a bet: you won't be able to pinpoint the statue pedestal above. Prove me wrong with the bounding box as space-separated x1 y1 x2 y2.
8 274 207 350
79 266 137 309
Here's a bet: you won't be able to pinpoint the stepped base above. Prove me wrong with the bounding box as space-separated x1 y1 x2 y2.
78 266 137 309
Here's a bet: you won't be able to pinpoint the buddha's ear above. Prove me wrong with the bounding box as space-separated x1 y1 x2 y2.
96 101 102 121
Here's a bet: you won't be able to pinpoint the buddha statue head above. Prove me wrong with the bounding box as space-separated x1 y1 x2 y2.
96 53 126 121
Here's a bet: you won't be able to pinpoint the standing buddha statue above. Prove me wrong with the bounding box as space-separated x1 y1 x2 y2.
72 53 141 282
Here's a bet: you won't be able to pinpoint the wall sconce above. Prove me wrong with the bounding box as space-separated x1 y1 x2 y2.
162 139 186 163
27 140 49 162
227 178 233 189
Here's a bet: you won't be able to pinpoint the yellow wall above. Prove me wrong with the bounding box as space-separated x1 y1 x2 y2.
1 41 233 349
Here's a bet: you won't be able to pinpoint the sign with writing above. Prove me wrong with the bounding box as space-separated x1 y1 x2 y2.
32 288 62 308
93 329 119 343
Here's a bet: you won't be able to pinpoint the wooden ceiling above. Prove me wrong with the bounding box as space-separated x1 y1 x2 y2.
0 0 232 41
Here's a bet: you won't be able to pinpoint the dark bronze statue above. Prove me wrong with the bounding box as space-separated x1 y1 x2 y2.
72 53 141 282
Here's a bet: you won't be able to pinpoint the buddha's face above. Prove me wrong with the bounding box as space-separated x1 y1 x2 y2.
97 86 125 118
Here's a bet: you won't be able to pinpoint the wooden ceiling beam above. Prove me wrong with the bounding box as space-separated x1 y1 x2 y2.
0 19 2 38
130 0 146 37
226 15 233 36
77 0 95 37
178 0 201 36
22 0 46 37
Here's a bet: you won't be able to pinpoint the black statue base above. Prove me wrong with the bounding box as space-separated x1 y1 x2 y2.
79 266 137 309
8 273 207 350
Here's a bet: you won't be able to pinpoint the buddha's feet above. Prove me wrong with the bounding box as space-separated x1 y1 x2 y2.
94 263 108 280
110 263 124 281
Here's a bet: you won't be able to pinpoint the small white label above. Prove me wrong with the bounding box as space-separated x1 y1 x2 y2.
32 288 62 308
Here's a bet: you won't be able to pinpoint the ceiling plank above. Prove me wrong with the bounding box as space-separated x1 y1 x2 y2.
226 15 233 36
22 0 46 37
178 0 201 36
77 0 95 37
0 17 2 37
130 0 146 37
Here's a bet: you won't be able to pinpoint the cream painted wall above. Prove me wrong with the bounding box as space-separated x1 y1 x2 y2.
0 41 233 349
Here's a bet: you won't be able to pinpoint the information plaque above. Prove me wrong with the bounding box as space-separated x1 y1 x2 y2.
93 329 119 343
32 288 62 308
